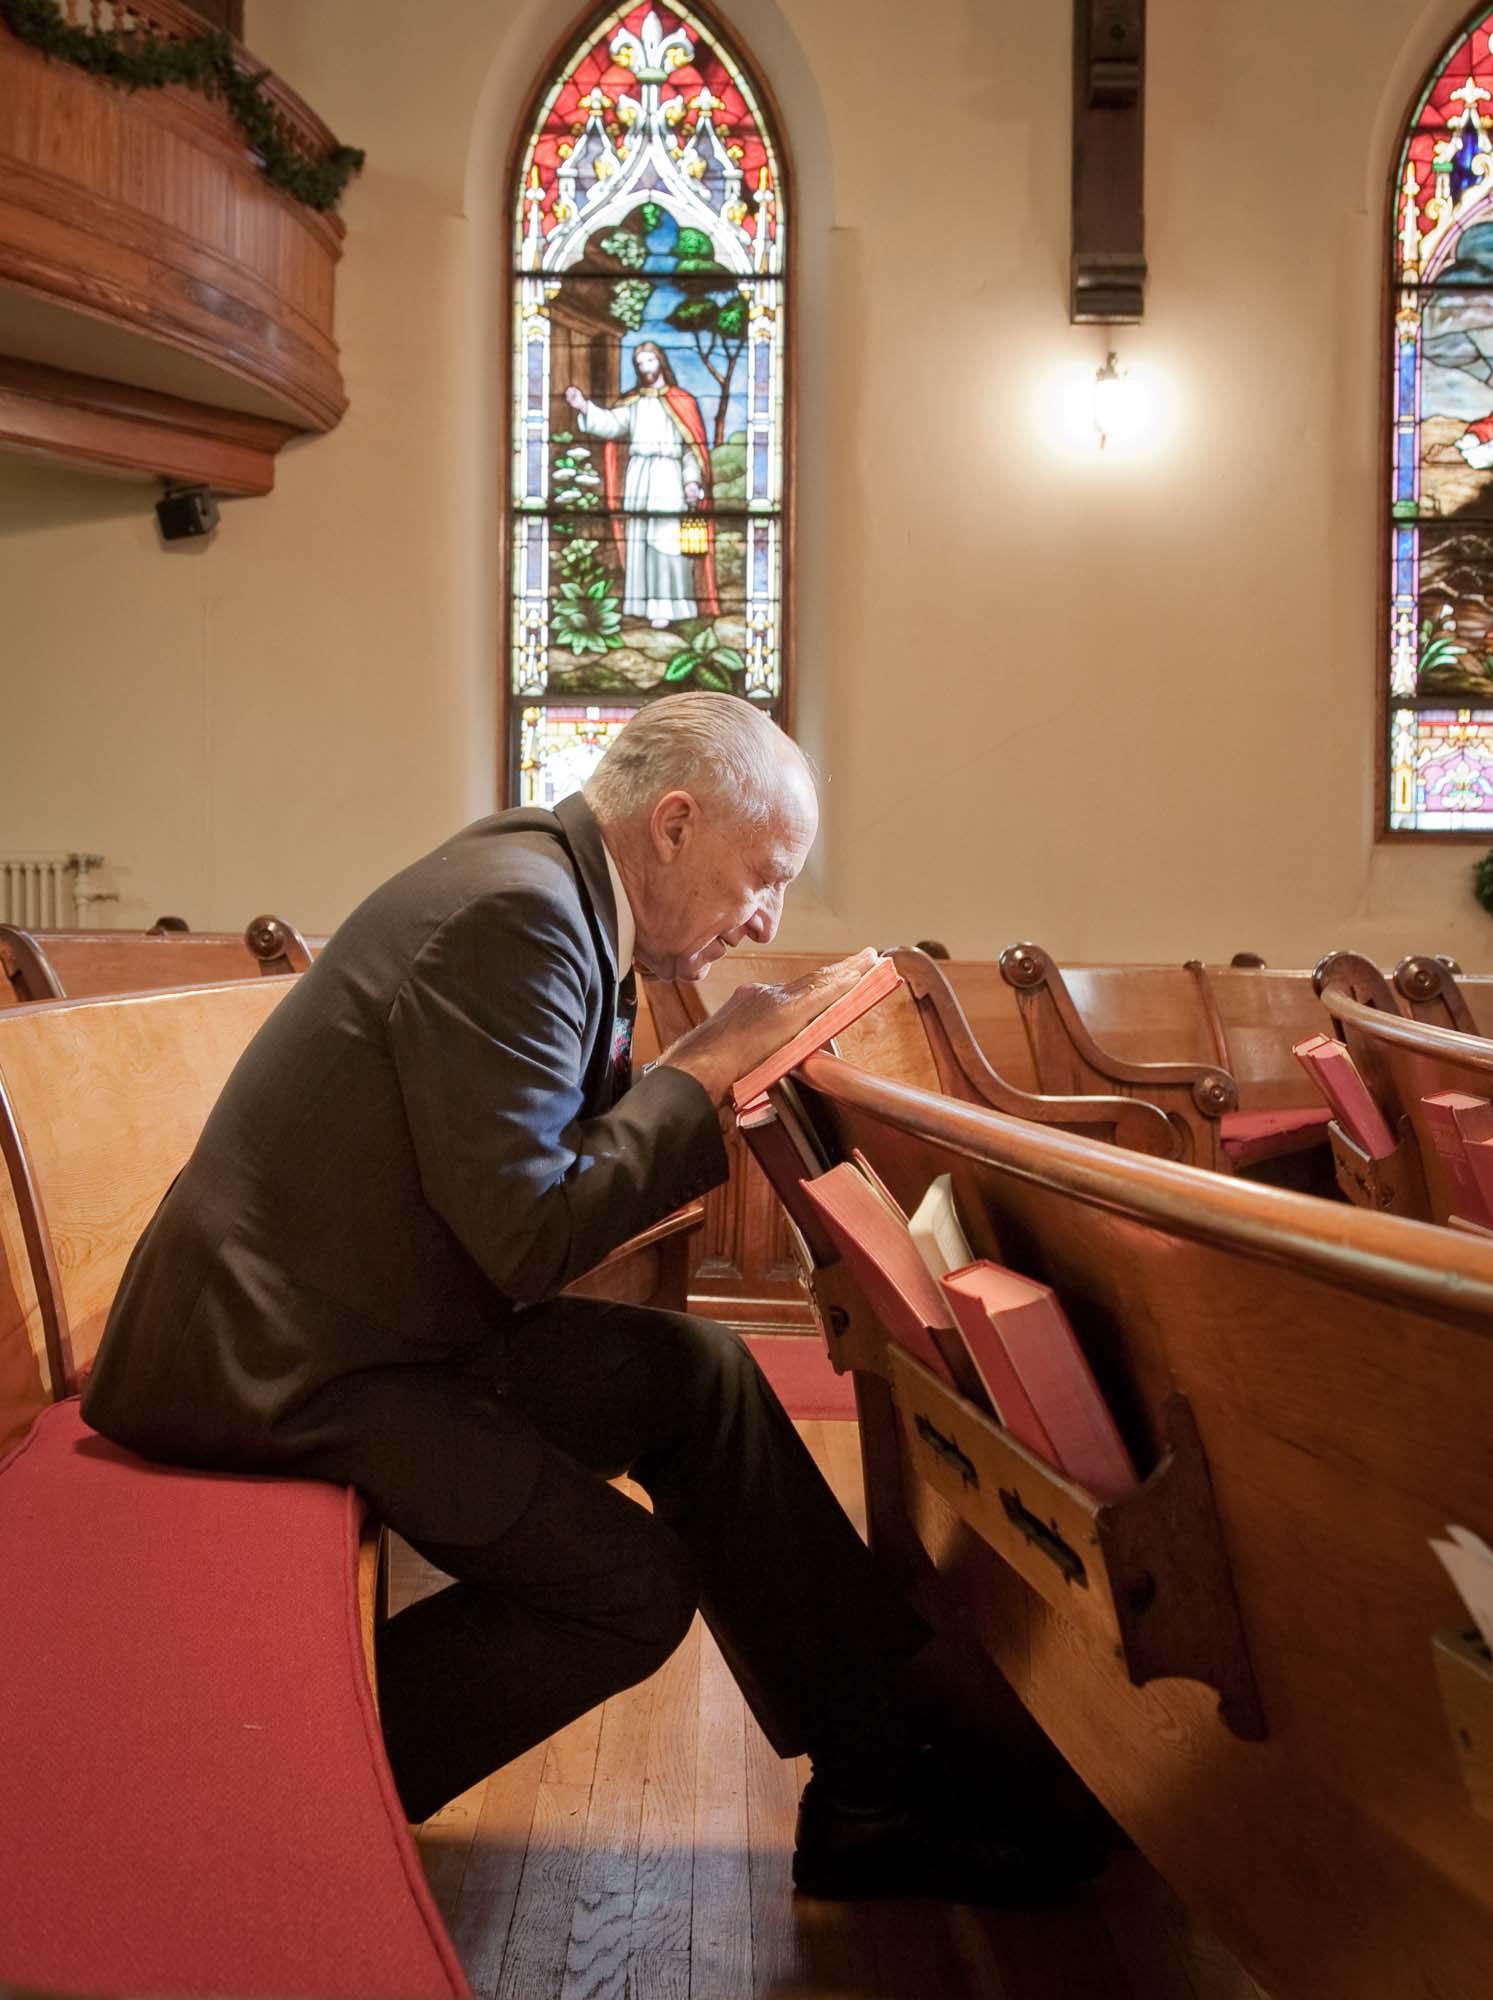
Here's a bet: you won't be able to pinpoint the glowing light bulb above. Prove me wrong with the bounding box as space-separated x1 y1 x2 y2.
1093 352 1127 450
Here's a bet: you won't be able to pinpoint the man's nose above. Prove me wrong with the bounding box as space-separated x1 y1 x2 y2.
748 888 784 944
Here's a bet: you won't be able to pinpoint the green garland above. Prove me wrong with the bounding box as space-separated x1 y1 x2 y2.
1476 847 1493 917
0 0 363 213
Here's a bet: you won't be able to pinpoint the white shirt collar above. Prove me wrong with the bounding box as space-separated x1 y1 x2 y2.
601 838 636 975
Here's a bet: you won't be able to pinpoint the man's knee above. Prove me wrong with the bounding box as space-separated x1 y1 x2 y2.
656 1310 761 1405
618 1520 700 1672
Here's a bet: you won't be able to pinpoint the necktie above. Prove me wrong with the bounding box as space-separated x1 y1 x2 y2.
610 969 637 1098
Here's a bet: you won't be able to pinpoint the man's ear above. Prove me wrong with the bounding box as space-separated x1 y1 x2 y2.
649 789 700 863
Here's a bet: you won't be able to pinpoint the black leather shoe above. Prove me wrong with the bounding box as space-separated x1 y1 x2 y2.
791 1774 1112 1905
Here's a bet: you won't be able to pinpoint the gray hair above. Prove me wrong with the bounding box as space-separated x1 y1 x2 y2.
584 693 813 831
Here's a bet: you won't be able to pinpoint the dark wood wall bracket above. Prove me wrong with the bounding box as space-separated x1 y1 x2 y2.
1071 0 1147 323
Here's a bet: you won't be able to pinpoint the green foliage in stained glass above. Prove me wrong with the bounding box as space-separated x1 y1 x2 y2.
662 623 747 692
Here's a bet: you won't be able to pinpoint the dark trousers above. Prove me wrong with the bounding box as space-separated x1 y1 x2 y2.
294 1300 927 1822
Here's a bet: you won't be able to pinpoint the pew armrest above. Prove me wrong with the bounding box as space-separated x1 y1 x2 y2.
245 913 313 975
999 942 1238 1113
0 926 64 1005
889 947 1181 1159
562 1202 707 1313
357 1513 387 1709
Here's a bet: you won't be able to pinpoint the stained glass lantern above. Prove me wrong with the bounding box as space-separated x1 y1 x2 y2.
507 4 789 808
1387 8 1493 830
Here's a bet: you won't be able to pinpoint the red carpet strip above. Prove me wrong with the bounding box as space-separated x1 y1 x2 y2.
744 1333 858 1421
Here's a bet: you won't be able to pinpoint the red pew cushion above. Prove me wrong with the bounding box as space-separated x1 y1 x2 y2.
0 1399 468 1999
1220 1104 1333 1167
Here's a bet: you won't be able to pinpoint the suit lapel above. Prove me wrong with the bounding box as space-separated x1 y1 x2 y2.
554 792 621 984
553 792 626 1110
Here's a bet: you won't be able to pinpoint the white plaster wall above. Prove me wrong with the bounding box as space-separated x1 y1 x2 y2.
0 0 1489 969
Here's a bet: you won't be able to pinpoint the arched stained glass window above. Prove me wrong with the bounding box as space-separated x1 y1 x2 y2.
1388 7 1493 830
507 4 788 806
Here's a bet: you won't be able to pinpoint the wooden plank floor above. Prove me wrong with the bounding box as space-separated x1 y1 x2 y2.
392 1419 1269 2000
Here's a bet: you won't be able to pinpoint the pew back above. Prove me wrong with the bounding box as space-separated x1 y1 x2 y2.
0 978 296 1394
0 918 314 1006
1059 962 1222 1068
789 1050 1493 2000
1199 964 1331 1108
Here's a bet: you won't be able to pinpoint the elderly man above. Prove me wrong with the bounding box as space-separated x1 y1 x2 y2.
84 694 1074 1903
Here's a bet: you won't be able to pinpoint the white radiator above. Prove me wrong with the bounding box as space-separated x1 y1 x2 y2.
0 853 108 929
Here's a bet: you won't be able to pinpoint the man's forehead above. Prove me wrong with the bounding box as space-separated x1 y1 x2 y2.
755 811 815 881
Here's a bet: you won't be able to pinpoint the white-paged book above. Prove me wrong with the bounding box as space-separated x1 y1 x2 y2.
1433 1523 1493 1656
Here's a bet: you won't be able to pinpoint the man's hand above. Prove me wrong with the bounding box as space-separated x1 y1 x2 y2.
657 949 881 1107
564 385 586 411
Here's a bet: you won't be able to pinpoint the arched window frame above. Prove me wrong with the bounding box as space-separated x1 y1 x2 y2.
1383 3 1493 839
500 1 794 808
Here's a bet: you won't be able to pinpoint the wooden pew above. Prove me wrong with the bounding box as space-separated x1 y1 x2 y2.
646 947 1177 1328
994 943 1335 1177
1313 967 1493 1229
0 976 470 1995
757 1048 1493 2000
0 912 316 1005
1391 952 1493 1039
0 976 698 1994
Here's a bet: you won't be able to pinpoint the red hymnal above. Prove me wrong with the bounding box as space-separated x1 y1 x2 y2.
939 1262 1136 1500
1464 1134 1493 1225
799 1164 986 1403
1292 1034 1397 1160
732 956 903 1112
737 1095 837 1263
1421 1091 1493 1223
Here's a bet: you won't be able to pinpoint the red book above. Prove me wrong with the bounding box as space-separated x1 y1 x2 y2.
1465 1134 1493 1226
800 1164 986 1403
1421 1091 1493 1224
732 957 904 1112
738 1094 837 1264
939 1262 1137 1500
1292 1034 1397 1160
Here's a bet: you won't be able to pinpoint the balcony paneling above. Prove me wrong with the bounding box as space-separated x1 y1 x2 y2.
0 2 349 491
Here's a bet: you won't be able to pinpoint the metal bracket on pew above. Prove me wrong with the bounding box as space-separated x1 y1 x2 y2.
1328 1115 1428 1218
887 1347 1268 1742
810 1260 894 1379
1433 1626 1493 1823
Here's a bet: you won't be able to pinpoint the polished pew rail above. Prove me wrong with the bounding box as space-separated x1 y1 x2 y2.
772 1047 1493 2000
649 946 1180 1331
647 943 1338 1326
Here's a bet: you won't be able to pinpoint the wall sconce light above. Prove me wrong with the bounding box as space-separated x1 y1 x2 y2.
1071 0 1146 322
1093 352 1126 450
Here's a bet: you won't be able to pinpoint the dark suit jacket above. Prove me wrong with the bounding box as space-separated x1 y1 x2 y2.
82 795 727 1528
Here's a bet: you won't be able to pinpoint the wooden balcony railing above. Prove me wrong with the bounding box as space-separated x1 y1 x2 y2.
0 0 357 492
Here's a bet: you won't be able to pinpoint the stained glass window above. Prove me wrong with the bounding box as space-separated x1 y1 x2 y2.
508 4 787 806
1388 8 1493 830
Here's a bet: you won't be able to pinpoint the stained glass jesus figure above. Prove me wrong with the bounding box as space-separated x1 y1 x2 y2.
564 342 720 629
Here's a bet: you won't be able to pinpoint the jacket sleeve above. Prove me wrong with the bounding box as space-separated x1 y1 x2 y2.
387 886 727 1302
